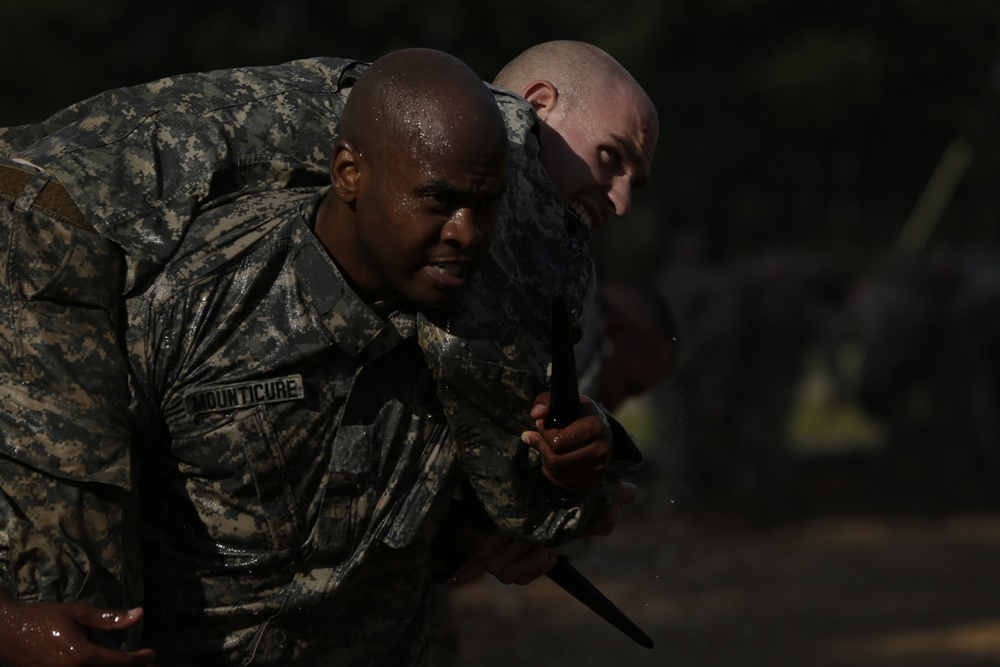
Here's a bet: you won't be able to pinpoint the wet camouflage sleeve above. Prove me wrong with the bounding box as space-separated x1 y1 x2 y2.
1 57 366 294
0 59 363 614
418 90 614 545
0 160 141 644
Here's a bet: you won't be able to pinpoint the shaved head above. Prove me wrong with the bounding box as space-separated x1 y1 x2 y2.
341 48 505 168
318 48 508 308
496 41 637 107
493 41 658 230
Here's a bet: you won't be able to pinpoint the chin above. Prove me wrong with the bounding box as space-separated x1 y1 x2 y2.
408 290 459 311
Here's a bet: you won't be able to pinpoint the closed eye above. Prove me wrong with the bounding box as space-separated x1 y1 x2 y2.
416 181 458 211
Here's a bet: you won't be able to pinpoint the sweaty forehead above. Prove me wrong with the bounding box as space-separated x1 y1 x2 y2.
406 104 505 161
617 84 658 167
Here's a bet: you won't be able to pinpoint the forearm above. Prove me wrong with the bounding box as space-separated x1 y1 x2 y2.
439 384 613 545
420 330 613 545
462 446 613 546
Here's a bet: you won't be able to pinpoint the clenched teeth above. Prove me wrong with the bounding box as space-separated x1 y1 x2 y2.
431 264 462 277
568 201 593 230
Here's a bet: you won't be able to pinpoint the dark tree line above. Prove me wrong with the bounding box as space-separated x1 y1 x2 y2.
2 0 998 277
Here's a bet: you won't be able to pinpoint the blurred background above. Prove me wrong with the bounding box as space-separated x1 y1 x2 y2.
3 0 1000 664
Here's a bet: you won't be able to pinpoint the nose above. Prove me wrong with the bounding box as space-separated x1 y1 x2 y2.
608 176 633 218
442 207 492 249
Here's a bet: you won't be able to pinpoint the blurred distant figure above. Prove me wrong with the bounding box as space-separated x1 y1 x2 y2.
653 240 845 525
853 245 1000 503
576 281 679 412
729 246 845 525
850 255 937 482
936 247 1000 489
651 231 744 509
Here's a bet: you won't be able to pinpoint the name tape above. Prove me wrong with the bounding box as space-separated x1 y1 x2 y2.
184 374 305 415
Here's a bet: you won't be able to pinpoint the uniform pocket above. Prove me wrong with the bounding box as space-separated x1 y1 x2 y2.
0 206 131 488
165 405 303 555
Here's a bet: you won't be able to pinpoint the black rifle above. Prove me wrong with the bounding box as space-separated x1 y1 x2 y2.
543 296 654 650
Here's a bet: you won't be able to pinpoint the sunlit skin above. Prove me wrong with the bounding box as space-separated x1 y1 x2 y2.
315 131 507 309
494 42 660 497
314 51 508 311
494 41 659 232
0 597 154 666
528 79 658 231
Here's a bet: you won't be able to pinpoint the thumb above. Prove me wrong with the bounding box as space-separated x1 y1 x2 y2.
520 429 543 450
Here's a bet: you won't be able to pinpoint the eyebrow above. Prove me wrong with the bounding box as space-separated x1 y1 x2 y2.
611 133 651 187
415 179 507 200
415 180 457 197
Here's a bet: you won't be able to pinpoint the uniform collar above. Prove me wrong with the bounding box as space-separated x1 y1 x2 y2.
292 194 415 357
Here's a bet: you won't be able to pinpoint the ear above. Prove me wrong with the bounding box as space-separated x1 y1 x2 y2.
331 140 361 203
520 80 559 121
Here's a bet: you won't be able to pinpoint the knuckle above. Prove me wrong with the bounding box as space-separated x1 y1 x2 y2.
540 449 559 468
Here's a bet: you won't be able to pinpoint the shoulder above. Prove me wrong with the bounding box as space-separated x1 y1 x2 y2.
156 189 321 290
488 85 541 163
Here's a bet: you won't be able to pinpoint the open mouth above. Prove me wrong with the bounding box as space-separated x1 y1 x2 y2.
429 263 463 278
423 260 471 291
568 201 594 230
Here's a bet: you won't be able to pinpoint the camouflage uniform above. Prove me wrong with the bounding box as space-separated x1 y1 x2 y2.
0 59 368 650
0 56 619 657
0 157 140 624
126 188 459 664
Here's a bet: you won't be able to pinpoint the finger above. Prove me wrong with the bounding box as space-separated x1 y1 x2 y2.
537 443 609 479
89 646 156 667
520 429 543 450
536 449 609 490
472 528 511 574
0 602 153 667
539 415 608 454
529 392 552 419
526 427 609 479
67 604 145 631
481 537 554 585
448 560 486 587
538 460 607 489
471 529 535 575
529 403 548 420
493 547 556 585
473 530 525 569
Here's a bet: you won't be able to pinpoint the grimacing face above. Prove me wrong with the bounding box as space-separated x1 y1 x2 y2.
539 81 658 231
337 126 508 309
